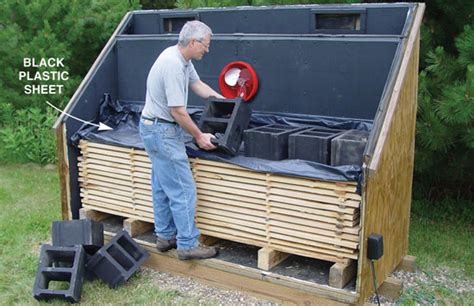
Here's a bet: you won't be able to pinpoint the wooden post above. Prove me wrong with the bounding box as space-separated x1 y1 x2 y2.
56 123 71 220
329 261 357 288
79 207 109 221
379 276 403 300
124 218 154 237
396 255 416 272
199 234 221 246
258 247 290 271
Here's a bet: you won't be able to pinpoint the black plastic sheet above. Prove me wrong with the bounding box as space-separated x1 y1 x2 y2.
72 95 372 184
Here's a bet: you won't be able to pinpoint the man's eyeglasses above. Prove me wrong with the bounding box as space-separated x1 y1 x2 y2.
195 39 210 49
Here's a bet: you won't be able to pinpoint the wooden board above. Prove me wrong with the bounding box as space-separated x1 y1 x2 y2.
56 123 72 220
78 139 361 264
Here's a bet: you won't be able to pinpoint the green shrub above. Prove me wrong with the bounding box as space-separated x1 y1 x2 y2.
0 104 57 164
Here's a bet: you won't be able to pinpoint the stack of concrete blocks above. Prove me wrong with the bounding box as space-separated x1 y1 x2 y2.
244 124 370 166
33 220 149 302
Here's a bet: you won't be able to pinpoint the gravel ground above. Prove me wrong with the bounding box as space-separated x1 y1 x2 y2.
142 264 473 305
142 268 279 305
367 267 474 304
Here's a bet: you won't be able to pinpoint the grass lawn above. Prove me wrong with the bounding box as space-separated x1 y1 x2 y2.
0 163 472 304
0 164 203 305
398 197 474 304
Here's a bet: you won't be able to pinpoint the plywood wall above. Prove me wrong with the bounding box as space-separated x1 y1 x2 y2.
358 4 424 302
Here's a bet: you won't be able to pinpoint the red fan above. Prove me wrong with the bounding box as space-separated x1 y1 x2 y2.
218 61 258 101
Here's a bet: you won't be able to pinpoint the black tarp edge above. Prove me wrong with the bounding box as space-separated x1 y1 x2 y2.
71 95 372 186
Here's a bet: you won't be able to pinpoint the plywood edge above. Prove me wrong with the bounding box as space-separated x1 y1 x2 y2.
367 3 425 175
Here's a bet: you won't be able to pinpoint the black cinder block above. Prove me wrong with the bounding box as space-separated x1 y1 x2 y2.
244 124 307 160
33 245 85 303
83 254 97 281
52 219 104 253
288 126 344 164
198 97 252 155
330 129 370 166
85 230 149 288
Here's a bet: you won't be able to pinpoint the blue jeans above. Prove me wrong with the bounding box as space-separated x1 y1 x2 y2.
139 119 200 250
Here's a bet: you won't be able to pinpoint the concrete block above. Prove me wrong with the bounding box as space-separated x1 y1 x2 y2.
33 245 85 303
52 219 104 253
244 124 307 160
331 129 370 166
289 126 344 163
199 97 252 155
85 230 149 288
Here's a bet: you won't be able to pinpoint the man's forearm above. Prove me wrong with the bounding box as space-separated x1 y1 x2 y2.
191 80 225 99
171 106 216 150
171 107 202 139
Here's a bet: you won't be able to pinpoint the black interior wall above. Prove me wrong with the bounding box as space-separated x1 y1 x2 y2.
116 36 399 119
128 5 411 35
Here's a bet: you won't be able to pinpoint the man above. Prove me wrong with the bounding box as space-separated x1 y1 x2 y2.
139 21 224 260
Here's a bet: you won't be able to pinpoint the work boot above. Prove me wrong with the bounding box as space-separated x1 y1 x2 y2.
156 236 177 252
177 244 217 260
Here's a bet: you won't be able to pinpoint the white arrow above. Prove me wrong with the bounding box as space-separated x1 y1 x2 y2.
46 101 113 131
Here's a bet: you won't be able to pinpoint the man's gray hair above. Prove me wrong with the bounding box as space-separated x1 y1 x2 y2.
178 21 212 47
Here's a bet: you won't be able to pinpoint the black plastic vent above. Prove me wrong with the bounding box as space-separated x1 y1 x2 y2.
163 16 196 33
311 8 367 34
315 13 361 30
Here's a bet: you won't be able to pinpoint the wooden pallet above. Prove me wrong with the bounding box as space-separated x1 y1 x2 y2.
78 140 361 265
80 206 358 289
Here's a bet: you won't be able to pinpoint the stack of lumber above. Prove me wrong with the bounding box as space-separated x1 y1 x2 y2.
78 140 361 263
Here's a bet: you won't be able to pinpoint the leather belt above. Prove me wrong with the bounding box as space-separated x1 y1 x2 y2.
141 116 176 125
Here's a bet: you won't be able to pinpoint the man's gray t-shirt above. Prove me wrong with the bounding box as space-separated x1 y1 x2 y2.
142 45 199 122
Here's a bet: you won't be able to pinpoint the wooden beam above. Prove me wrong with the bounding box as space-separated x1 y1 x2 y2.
329 261 357 288
79 207 110 221
124 218 154 237
379 276 403 300
56 122 71 220
258 247 290 271
396 255 416 273
199 234 221 246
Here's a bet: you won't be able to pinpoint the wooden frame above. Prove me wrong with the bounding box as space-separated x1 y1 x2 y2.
54 4 425 305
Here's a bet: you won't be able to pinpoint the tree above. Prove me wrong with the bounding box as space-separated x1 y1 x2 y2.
140 0 175 9
0 0 141 110
415 25 474 198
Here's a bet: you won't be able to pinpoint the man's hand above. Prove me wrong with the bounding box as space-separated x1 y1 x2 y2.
196 133 217 150
171 107 216 151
